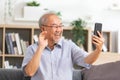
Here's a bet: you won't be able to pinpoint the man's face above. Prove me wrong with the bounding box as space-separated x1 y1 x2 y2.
42 15 63 43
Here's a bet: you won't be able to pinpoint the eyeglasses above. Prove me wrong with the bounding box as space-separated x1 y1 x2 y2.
43 24 64 29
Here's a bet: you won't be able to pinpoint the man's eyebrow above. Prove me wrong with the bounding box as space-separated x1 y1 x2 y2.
51 23 62 25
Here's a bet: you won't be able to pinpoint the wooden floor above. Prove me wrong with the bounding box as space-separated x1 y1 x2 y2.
93 52 120 65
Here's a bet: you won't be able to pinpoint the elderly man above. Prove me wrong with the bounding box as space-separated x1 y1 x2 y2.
22 12 104 80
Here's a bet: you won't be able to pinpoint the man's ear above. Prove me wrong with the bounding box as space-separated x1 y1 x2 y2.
41 27 45 32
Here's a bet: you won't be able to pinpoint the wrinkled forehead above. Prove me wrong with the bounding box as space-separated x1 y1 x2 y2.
45 15 62 25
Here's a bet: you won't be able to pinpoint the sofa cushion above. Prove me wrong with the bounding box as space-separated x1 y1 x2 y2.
25 69 82 80
0 69 24 80
82 61 120 80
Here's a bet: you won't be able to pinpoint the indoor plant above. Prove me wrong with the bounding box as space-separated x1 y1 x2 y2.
26 1 40 6
23 1 43 20
71 18 87 48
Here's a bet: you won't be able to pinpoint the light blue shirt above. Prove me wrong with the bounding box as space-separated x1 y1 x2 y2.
22 37 90 80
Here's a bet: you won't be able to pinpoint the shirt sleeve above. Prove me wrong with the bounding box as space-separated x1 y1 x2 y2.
70 40 91 69
22 45 35 76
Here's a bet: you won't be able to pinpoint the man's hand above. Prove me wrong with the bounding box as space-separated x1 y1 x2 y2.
25 31 48 76
85 31 105 64
38 31 48 49
92 31 105 51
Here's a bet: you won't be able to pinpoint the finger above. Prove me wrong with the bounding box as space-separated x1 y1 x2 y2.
92 40 99 45
93 35 104 43
40 31 47 38
92 39 102 48
97 31 103 38
92 35 100 42
92 35 99 39
92 36 104 45
92 37 100 43
41 31 47 36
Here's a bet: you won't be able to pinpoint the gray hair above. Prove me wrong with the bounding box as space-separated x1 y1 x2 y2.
38 12 57 28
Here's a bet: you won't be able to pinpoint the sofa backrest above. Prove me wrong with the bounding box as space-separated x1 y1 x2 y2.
0 69 24 80
0 68 82 80
82 61 120 80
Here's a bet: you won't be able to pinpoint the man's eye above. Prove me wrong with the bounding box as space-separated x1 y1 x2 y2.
52 26 57 27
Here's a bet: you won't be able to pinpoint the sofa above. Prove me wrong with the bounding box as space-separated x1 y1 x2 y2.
0 61 120 80
0 69 24 80
82 61 120 80
81 53 120 80
1 53 120 80
0 68 82 80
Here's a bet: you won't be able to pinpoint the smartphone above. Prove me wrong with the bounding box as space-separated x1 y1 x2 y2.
94 23 102 37
93 23 102 50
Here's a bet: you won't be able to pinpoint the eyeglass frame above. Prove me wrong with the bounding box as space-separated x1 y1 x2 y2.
42 24 64 29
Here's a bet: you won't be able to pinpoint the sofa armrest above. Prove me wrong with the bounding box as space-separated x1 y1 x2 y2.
0 68 83 80
73 69 82 80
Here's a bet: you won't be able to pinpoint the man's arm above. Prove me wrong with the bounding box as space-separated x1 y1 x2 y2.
85 31 105 64
24 31 48 76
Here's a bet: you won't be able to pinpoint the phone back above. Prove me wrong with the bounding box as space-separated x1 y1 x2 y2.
93 23 102 50
94 23 102 37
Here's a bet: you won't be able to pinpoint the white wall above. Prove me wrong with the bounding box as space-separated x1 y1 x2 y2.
0 0 120 52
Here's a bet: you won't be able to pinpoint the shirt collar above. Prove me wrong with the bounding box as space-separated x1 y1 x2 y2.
56 37 64 48
37 37 64 48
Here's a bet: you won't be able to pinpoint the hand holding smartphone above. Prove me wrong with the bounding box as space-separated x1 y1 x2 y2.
93 23 102 50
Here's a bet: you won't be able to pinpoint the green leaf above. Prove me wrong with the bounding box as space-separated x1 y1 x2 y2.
26 1 40 6
71 18 87 45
